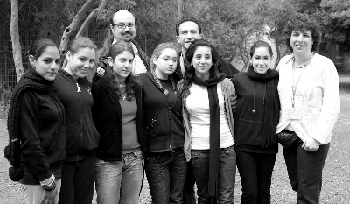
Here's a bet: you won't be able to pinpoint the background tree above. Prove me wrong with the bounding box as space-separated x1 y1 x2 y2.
10 0 23 81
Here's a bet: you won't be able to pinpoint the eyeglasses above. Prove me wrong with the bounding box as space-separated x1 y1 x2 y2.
112 23 135 30
158 57 178 63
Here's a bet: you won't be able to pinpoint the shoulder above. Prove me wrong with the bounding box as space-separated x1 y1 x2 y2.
313 53 334 66
232 72 248 84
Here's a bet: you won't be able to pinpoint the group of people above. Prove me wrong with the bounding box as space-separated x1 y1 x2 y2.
4 9 339 204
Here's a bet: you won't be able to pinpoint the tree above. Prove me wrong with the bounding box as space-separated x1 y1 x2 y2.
313 0 350 53
10 0 24 81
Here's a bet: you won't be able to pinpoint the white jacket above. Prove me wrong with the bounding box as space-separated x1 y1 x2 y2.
276 53 340 144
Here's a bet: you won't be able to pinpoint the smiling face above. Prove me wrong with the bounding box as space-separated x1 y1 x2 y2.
191 46 213 80
290 30 313 54
108 51 134 81
250 46 272 74
66 47 95 80
177 21 202 51
153 48 178 79
110 10 136 42
30 46 60 81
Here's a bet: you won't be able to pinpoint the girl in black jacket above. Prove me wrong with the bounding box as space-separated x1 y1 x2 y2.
4 38 65 204
233 40 280 204
141 42 186 204
53 37 100 204
92 41 145 203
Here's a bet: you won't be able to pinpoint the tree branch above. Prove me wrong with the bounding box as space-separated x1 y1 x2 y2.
76 0 108 38
59 0 97 54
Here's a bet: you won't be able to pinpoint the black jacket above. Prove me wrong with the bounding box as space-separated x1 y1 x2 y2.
233 67 280 153
91 74 145 161
52 69 100 161
140 72 185 152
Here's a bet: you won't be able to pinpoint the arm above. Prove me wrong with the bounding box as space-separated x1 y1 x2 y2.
311 60 340 144
91 81 103 134
19 91 53 181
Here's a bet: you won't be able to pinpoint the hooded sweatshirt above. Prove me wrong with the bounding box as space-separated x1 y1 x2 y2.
233 66 280 154
52 69 100 161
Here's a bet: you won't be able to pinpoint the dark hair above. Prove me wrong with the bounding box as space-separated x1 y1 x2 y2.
249 40 273 58
67 37 96 54
107 41 139 101
284 13 321 52
183 39 220 89
28 38 57 60
176 17 202 36
109 41 135 60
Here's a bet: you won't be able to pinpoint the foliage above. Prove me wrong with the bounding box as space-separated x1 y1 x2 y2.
313 0 350 53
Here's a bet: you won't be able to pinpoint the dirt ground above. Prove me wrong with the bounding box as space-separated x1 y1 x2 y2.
1 88 349 203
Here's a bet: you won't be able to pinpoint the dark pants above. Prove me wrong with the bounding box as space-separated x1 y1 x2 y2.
183 161 196 204
191 145 236 204
236 151 276 204
144 148 187 204
283 141 330 204
58 155 95 204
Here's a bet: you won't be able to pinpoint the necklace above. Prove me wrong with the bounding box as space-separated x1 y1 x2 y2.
121 92 126 100
151 71 177 96
291 53 314 107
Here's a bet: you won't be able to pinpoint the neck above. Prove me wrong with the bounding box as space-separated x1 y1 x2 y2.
114 74 126 83
64 66 79 81
196 72 209 81
155 69 168 80
294 51 312 66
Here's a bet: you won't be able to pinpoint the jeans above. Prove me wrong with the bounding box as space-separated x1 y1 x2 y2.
191 145 236 204
58 155 95 204
95 149 144 204
236 151 276 204
283 140 330 204
22 179 61 204
144 148 187 204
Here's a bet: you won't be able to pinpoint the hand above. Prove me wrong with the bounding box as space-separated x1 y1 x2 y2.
302 137 319 151
96 67 105 77
40 188 57 204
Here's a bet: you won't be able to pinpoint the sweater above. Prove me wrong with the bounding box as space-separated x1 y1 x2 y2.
52 69 100 161
7 68 66 184
140 72 185 152
91 74 146 161
233 67 280 153
182 78 236 161
276 53 340 144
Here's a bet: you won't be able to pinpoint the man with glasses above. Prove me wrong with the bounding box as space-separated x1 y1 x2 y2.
105 10 149 74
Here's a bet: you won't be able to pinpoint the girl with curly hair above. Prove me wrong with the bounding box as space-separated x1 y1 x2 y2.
276 13 340 203
92 41 146 204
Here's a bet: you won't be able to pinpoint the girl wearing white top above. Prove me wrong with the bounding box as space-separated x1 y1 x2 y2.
181 39 236 203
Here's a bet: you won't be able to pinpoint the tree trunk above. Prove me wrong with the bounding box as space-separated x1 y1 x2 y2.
76 0 108 38
59 0 97 54
10 0 24 82
178 0 183 21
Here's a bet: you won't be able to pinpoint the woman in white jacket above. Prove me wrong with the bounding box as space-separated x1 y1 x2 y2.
276 13 340 204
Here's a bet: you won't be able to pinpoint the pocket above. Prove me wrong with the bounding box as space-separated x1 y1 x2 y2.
95 159 108 167
221 146 236 158
80 123 101 151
